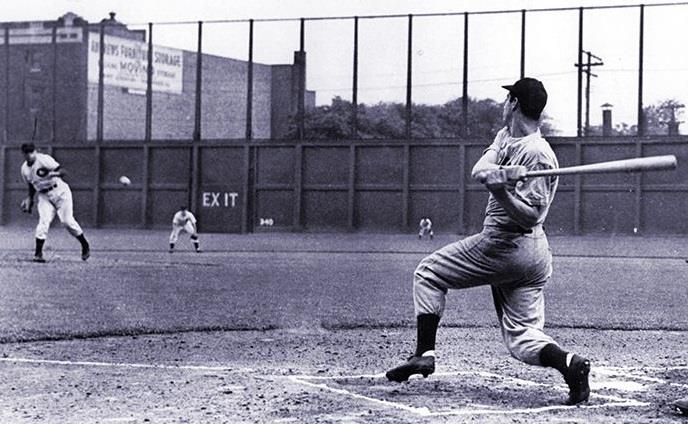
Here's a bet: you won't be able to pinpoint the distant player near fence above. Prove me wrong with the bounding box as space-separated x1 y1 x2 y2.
418 218 434 240
169 206 201 253
385 77 591 405
20 143 90 263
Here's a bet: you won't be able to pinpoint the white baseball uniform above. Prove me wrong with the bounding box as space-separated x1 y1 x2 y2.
21 153 83 240
418 218 433 238
170 210 198 244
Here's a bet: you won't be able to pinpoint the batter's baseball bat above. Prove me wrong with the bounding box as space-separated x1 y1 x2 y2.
524 155 677 178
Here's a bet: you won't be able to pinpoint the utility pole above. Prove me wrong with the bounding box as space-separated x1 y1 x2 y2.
575 50 603 136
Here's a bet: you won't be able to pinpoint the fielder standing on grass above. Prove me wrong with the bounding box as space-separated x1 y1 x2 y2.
386 77 591 405
169 206 201 253
20 143 90 263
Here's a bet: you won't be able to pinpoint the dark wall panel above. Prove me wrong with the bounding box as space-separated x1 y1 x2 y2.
100 148 143 185
99 190 142 226
581 191 635 234
545 190 575 234
465 191 489 234
256 190 293 228
355 192 402 231
642 192 688 234
303 147 348 186
257 147 294 185
409 191 461 233
51 148 96 188
357 146 403 186
303 191 348 230
410 146 461 185
151 147 190 185
71 189 95 226
148 190 189 228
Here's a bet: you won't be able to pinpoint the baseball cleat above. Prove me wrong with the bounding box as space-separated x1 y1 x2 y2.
673 397 688 415
564 355 591 405
385 355 435 382
32 255 46 263
81 247 90 261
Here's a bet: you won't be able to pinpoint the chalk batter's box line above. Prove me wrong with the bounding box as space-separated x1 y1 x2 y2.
0 357 253 373
596 365 688 389
288 369 647 417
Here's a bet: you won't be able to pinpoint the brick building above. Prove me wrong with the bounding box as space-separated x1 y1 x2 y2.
0 12 314 143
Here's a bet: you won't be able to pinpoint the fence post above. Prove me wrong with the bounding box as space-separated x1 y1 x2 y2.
458 143 466 234
93 145 101 227
576 7 583 137
293 145 303 230
189 144 200 214
51 25 57 142
520 9 526 79
573 140 582 234
193 21 203 142
145 23 153 142
405 14 413 140
3 26 8 143
634 139 643 233
245 19 254 140
637 5 645 137
141 145 150 227
351 17 358 139
402 144 410 230
297 18 306 140
0 145 5 224
97 23 105 143
241 144 250 233
348 144 356 230
462 12 469 138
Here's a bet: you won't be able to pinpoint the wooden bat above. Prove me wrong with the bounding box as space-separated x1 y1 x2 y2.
524 155 677 178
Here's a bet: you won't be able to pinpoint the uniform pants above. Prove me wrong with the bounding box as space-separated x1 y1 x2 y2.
169 222 196 244
35 183 83 240
413 226 556 365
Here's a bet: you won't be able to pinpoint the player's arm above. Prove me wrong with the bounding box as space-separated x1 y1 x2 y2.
471 149 500 180
486 180 543 228
27 183 36 200
47 166 64 178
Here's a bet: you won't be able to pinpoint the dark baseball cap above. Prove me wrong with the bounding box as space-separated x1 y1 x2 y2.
502 77 547 120
20 143 36 154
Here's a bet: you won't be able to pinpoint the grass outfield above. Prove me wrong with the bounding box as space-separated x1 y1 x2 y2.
0 227 686 422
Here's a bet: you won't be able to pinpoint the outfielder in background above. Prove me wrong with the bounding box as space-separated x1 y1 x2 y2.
20 143 90 263
386 78 591 405
169 206 201 253
418 217 434 239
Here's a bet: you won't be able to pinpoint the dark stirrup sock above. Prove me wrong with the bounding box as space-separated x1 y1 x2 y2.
539 343 569 375
415 313 440 356
35 238 45 257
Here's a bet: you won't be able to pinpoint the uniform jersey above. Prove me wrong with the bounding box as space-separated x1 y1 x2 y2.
482 127 559 229
173 211 197 227
21 153 62 192
420 219 432 229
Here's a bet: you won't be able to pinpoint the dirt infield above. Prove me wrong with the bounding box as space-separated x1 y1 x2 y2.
0 227 686 423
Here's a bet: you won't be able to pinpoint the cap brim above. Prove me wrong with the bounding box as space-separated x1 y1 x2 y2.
502 84 514 91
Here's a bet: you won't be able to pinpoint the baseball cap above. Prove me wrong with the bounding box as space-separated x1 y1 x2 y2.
20 143 36 154
502 77 547 120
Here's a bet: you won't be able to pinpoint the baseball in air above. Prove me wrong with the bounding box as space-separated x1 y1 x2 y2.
119 176 131 186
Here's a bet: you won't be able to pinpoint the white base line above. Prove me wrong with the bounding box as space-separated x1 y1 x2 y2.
289 369 648 417
0 357 252 372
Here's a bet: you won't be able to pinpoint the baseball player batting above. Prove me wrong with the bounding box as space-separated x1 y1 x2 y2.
169 206 201 253
20 143 90 263
386 77 590 405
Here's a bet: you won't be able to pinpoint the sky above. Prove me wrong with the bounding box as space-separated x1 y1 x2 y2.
2 0 687 135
